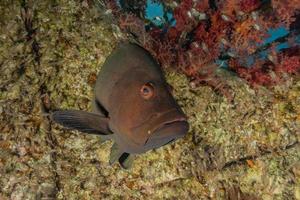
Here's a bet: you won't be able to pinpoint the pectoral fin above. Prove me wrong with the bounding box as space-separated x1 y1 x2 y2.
51 110 112 135
109 143 135 169
109 142 123 165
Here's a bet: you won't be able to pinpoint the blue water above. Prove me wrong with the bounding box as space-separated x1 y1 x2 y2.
145 0 175 26
264 27 289 44
256 27 290 63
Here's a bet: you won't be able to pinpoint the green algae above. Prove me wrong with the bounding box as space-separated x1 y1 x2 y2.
0 0 299 199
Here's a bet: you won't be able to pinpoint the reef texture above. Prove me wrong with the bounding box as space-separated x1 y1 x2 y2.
0 0 299 199
106 0 300 100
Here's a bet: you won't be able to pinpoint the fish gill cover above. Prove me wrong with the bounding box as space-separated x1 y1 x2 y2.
103 0 300 100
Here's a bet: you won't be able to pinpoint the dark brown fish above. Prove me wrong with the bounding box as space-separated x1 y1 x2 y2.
52 43 189 168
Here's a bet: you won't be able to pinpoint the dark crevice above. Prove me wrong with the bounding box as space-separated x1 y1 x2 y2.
20 0 61 197
208 0 218 11
222 141 299 169
44 118 62 197
20 0 41 64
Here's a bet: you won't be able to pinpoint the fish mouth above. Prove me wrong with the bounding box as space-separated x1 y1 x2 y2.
129 108 189 149
150 117 187 138
144 117 189 147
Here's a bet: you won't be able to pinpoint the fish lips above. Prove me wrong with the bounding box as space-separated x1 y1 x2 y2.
130 109 189 151
145 119 189 149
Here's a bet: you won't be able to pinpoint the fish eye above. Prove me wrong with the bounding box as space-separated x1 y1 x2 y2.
140 82 154 99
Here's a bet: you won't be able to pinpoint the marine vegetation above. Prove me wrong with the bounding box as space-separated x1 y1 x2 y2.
103 0 300 99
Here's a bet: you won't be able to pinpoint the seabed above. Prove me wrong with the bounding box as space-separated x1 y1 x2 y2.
0 1 299 199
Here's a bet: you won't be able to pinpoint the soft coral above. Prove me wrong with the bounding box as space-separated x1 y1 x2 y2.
105 0 300 96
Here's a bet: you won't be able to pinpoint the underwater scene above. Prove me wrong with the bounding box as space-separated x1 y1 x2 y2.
0 0 299 199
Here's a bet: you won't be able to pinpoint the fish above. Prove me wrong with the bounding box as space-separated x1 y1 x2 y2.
51 43 189 168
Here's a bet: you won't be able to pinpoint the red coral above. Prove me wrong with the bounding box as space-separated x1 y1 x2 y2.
106 0 300 98
229 59 278 87
272 0 300 28
195 0 210 12
239 0 261 13
273 47 300 75
229 51 300 87
276 56 300 74
173 0 194 32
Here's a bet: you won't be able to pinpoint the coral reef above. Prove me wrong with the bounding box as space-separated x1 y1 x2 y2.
229 46 300 87
0 0 299 199
105 0 300 95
